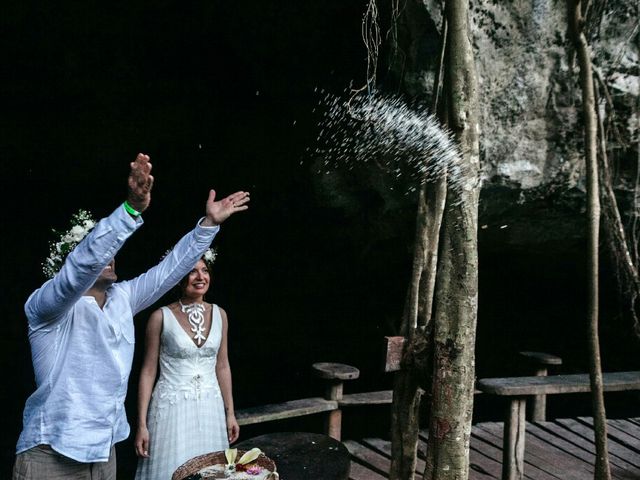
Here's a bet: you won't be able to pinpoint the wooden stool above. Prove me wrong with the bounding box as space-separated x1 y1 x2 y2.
312 362 360 440
518 351 562 421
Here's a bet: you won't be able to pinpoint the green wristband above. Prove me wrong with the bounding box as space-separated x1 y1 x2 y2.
123 200 141 217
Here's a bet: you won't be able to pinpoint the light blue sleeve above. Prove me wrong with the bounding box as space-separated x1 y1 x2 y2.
118 219 219 315
25 205 142 329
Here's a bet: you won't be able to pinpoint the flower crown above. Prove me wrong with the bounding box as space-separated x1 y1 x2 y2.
202 247 218 270
43 209 96 279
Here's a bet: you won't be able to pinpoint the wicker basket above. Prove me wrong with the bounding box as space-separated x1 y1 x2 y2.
172 450 277 480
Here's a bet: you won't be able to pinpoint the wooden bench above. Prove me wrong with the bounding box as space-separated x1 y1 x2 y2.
476 370 640 480
236 362 393 440
236 397 338 426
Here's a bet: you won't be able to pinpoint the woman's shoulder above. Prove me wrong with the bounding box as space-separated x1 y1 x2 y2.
209 302 225 312
149 302 178 319
213 304 228 323
165 301 180 310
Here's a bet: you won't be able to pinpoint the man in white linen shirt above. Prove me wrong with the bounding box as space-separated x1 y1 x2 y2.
13 153 250 480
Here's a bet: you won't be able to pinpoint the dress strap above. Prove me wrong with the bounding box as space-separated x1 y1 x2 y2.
211 304 221 331
159 306 174 337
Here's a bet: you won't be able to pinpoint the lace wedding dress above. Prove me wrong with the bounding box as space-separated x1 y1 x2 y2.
135 304 229 480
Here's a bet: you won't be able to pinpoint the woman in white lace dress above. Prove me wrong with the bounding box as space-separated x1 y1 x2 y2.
134 251 239 479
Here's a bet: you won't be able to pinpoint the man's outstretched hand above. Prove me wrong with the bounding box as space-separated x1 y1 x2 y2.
203 189 250 226
127 153 154 213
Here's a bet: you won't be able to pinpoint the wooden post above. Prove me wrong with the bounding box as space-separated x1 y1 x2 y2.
383 336 405 373
502 398 526 480
519 351 562 421
312 363 360 441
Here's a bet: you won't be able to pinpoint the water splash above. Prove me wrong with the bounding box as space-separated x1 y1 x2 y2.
307 89 469 200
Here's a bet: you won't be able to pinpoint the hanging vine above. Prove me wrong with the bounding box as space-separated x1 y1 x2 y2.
353 0 403 100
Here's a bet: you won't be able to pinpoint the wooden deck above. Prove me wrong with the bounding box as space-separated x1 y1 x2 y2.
344 417 640 479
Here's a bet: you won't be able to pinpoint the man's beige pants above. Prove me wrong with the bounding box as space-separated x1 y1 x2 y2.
13 444 116 480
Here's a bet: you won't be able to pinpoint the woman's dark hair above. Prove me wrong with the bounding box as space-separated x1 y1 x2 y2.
172 255 213 300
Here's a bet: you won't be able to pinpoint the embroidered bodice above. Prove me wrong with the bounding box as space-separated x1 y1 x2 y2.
153 305 222 407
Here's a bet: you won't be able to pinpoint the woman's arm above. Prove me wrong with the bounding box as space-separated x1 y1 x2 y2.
216 307 240 444
135 308 163 458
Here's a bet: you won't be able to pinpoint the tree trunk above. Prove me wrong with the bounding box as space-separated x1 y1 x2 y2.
389 184 428 480
567 2 611 479
424 0 480 478
594 70 640 339
389 3 449 478
390 368 423 480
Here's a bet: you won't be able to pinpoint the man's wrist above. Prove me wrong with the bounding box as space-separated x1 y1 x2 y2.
123 200 142 217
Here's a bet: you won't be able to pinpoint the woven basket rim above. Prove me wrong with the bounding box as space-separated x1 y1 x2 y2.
172 449 276 480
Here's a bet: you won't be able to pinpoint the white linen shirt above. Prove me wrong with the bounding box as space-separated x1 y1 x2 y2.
16 204 219 463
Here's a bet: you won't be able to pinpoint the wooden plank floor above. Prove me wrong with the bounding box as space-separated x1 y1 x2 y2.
344 417 640 480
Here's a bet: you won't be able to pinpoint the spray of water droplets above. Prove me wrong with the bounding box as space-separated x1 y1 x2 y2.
306 89 470 200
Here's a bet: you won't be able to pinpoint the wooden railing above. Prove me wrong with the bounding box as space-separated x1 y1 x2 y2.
234 357 640 480
236 362 392 441
235 350 559 438
476 370 640 480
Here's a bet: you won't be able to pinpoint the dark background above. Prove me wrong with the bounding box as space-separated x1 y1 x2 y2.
1 1 638 478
